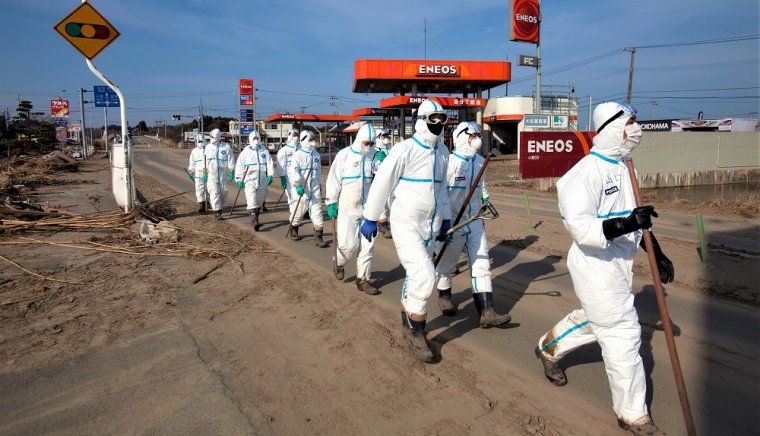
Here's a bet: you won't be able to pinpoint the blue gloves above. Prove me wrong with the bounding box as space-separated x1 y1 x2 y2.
187 173 195 181
376 149 387 162
360 219 378 241
482 196 490 205
436 219 451 242
327 202 338 219
295 185 304 197
280 176 287 189
237 180 245 189
201 173 208 183
228 171 235 182
267 175 273 186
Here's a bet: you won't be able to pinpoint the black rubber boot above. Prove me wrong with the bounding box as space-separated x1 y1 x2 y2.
251 208 261 231
314 229 328 248
334 264 344 280
380 221 392 239
214 210 223 220
473 292 511 328
534 346 567 386
356 278 379 295
617 416 665 435
198 202 206 214
261 202 269 212
401 312 433 363
437 288 456 316
289 225 299 240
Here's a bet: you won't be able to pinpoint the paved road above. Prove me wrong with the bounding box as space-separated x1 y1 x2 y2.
134 139 759 436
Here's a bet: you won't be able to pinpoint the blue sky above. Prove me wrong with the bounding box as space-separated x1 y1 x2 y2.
1 0 758 128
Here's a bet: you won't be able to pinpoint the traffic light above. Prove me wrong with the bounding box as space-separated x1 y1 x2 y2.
64 23 112 39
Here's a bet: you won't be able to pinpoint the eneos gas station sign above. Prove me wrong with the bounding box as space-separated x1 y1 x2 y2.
519 131 596 179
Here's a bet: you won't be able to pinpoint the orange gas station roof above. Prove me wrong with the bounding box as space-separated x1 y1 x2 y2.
266 113 356 122
354 59 510 93
379 96 487 109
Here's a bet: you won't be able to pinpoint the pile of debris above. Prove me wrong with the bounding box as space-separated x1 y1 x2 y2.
0 151 80 194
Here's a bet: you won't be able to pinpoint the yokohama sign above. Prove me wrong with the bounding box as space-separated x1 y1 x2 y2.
519 131 596 179
510 0 540 44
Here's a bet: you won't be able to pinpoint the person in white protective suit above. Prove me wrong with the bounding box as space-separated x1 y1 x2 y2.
276 128 299 214
187 133 209 214
535 102 674 436
287 130 328 247
234 130 275 230
325 122 379 295
204 128 235 219
360 99 452 363
372 128 394 239
434 121 511 327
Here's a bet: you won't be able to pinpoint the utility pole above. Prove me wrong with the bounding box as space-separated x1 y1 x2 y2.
625 47 636 104
79 88 88 159
198 97 204 135
424 17 427 60
650 100 657 119
587 95 593 131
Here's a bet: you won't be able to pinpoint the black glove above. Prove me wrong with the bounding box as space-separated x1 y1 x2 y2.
602 205 658 240
640 232 674 284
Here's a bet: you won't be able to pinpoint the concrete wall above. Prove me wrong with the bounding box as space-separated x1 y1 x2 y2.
631 131 759 188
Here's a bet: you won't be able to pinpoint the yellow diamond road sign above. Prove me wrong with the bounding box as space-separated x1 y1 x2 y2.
54 2 120 60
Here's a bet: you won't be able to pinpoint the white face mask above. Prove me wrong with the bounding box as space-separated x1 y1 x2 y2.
380 137 390 146
250 139 259 147
621 122 642 156
302 139 315 151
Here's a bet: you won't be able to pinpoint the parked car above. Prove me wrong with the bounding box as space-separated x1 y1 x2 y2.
317 145 338 164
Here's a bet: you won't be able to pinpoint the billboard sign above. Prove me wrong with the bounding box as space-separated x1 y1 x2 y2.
240 94 253 105
510 0 540 44
240 121 254 135
639 119 673 132
551 115 568 129
518 55 539 67
56 126 68 142
523 114 550 128
93 85 120 107
519 131 597 179
240 109 253 121
51 99 70 118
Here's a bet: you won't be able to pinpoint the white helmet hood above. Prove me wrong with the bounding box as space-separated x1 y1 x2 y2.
591 102 638 160
209 128 221 144
350 123 377 155
248 130 261 146
414 99 446 144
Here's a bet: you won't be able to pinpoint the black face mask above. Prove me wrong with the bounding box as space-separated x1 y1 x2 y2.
427 122 444 136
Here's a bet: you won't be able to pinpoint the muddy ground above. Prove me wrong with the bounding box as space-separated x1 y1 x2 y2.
0 155 757 434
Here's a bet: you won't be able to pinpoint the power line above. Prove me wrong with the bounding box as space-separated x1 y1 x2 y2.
632 33 759 49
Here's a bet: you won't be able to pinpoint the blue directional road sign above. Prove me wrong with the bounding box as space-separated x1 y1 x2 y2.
93 85 120 107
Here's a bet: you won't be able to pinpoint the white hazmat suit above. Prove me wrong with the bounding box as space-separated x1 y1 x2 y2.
276 128 299 213
362 99 451 363
287 131 327 246
372 128 394 237
325 123 378 293
187 134 208 210
204 129 235 215
536 102 662 431
434 122 511 327
235 131 274 230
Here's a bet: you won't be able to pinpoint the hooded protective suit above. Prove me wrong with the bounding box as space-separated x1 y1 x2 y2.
188 134 207 203
435 122 491 294
276 128 299 212
536 102 651 425
325 123 377 280
235 130 275 210
371 128 394 225
287 131 324 228
363 99 451 315
204 129 235 212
